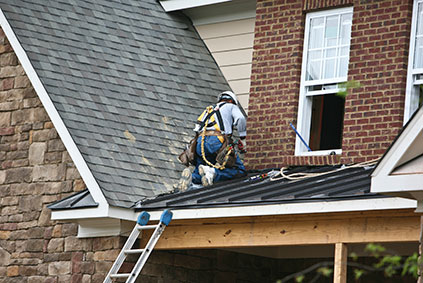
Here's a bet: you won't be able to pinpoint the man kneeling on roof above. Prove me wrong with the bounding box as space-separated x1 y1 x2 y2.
176 91 247 191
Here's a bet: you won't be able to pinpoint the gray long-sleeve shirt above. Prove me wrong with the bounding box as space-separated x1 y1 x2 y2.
194 102 247 136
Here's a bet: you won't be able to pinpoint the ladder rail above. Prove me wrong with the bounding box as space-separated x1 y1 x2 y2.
103 210 172 283
125 223 166 283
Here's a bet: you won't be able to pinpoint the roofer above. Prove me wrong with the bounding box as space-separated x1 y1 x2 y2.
176 91 247 191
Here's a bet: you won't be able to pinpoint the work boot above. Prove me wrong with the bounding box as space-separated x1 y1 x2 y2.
174 167 192 192
199 165 215 187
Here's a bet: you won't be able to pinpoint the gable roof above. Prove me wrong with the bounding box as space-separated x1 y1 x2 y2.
371 106 423 200
0 0 229 208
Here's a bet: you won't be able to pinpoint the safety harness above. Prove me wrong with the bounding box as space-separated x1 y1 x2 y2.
197 103 234 170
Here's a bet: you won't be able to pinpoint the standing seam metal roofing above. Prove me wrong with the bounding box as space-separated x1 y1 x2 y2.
136 165 379 210
1 0 230 207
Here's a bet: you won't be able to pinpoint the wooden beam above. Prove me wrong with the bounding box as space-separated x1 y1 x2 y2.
334 243 347 283
142 210 420 249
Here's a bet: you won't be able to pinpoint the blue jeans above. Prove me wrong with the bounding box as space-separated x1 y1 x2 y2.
192 136 246 184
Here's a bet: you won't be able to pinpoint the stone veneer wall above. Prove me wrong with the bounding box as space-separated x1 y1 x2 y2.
246 0 412 169
0 27 129 282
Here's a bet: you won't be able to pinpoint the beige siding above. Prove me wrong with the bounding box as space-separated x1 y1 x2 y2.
195 18 255 111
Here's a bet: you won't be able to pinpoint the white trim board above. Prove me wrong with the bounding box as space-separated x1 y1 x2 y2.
145 197 416 221
0 10 109 209
371 106 423 197
159 0 230 11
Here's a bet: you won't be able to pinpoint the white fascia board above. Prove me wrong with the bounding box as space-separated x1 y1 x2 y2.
0 9 108 209
51 205 138 222
145 197 417 221
160 0 230 12
372 174 423 194
372 107 423 178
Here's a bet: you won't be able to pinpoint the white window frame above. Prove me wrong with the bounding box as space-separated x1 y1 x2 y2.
295 7 353 156
404 0 423 123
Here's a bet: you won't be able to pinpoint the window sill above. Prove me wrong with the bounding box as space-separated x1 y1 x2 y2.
296 149 342 157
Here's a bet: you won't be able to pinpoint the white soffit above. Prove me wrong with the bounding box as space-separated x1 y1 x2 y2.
0 10 109 210
179 0 256 26
372 106 423 195
159 0 231 12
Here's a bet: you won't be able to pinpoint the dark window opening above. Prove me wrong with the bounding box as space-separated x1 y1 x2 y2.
419 84 423 108
309 94 345 151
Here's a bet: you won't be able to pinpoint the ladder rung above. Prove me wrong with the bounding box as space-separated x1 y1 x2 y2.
137 224 158 230
109 273 131 278
124 249 145 254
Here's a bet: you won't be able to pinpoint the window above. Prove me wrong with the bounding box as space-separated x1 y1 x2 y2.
405 0 423 123
296 7 353 155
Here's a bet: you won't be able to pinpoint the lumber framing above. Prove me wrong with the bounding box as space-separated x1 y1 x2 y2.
334 243 347 283
143 209 420 249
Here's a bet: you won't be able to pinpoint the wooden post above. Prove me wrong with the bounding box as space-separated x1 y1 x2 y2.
334 243 347 283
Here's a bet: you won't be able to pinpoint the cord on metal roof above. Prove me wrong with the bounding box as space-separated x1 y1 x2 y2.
270 158 380 182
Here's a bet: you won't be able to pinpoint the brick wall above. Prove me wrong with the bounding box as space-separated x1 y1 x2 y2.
245 0 412 169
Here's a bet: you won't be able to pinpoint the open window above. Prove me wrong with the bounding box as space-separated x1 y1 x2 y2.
405 0 423 123
296 7 353 155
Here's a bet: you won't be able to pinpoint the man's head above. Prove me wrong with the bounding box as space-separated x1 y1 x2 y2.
217 91 238 104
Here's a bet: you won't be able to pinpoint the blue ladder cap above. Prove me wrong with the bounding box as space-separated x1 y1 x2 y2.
137 211 150 226
160 209 173 226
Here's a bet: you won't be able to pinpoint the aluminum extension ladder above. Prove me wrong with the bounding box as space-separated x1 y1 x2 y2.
103 209 173 283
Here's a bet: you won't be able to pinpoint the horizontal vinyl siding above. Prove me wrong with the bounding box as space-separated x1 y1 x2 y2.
195 18 255 111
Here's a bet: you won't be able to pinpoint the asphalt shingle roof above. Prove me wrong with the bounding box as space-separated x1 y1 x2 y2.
1 0 229 207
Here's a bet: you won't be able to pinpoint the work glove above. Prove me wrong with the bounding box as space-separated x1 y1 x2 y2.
237 137 247 153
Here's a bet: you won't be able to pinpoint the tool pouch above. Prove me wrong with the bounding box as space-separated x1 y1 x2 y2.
215 135 236 168
178 134 198 166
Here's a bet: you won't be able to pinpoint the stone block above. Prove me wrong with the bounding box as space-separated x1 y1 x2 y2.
25 239 44 252
5 167 32 184
29 142 46 165
48 139 65 152
0 52 18 66
33 163 66 182
6 265 19 277
0 169 5 184
92 237 116 251
0 66 19 78
0 230 10 239
48 262 71 275
19 265 37 276
0 246 11 265
71 274 83 283
65 236 91 252
62 223 77 237
28 276 46 283
58 275 72 283
95 261 113 273
52 225 62 238
18 195 42 212
82 274 91 283
0 126 14 135
1 77 14 90
45 152 62 163
8 213 23 222
14 76 30 88
23 97 41 108
80 262 95 274
66 166 80 180
93 250 119 261
0 112 10 127
38 207 51 226
47 238 64 253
